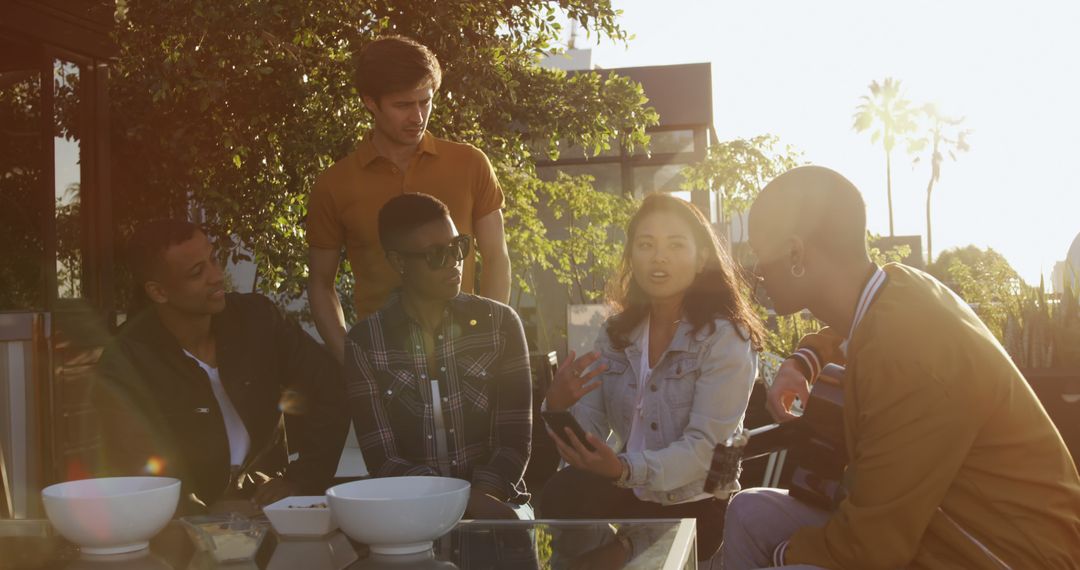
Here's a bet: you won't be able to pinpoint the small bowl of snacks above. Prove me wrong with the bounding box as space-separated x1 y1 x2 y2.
263 496 336 538
180 514 268 563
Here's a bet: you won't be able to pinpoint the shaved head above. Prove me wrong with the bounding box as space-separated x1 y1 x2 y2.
749 165 868 265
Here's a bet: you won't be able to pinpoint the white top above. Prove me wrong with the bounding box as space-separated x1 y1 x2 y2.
626 318 651 456
184 350 251 467
626 318 651 500
430 380 452 475
627 316 711 504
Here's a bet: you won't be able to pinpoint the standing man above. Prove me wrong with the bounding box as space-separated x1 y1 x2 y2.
722 166 1080 569
307 35 511 363
346 193 532 520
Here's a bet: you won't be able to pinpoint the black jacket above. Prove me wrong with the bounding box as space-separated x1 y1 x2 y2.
93 293 348 511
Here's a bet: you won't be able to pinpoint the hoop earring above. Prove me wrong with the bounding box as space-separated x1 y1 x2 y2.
790 264 805 278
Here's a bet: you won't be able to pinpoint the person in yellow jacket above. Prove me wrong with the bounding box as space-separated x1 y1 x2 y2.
722 165 1080 569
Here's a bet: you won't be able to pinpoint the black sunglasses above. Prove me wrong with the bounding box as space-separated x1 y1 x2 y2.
393 235 472 270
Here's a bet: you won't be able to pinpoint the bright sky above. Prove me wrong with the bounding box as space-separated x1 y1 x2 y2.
578 0 1080 285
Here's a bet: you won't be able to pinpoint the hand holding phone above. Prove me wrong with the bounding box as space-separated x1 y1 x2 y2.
541 410 597 452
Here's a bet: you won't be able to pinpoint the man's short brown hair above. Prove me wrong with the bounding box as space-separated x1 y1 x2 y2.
354 35 442 101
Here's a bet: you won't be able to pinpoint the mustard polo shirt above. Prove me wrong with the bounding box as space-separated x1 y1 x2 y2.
306 132 504 317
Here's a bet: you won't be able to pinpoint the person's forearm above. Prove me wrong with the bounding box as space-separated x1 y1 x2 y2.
794 326 847 370
475 308 532 497
308 281 347 363
479 252 511 304
282 371 349 491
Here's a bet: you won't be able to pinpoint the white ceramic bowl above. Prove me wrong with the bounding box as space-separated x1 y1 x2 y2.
263 496 336 537
326 477 469 555
41 477 181 555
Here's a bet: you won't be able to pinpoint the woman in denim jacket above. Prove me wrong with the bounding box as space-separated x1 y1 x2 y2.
540 194 763 562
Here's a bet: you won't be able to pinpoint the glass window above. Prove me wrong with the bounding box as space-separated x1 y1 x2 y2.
631 164 686 198
0 37 46 310
633 129 695 156
538 163 623 195
54 59 84 300
709 189 719 225
531 138 621 161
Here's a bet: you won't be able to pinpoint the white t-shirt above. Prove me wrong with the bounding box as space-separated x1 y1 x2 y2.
430 380 452 475
184 350 251 467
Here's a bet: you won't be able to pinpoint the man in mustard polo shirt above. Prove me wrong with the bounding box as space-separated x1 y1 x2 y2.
722 166 1080 569
307 36 510 362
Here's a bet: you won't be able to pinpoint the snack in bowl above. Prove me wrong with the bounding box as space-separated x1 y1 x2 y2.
180 514 268 563
263 496 337 537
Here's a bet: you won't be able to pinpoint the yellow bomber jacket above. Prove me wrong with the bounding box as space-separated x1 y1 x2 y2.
786 263 1080 569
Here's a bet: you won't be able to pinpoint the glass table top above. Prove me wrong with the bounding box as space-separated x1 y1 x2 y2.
0 517 697 570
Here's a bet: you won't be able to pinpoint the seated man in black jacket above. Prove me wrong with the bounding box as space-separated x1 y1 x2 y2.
94 219 348 513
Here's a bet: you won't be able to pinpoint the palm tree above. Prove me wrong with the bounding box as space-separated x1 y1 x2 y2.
853 78 918 236
908 104 971 264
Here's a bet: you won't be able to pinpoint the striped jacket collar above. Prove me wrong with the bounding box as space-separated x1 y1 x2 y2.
841 266 888 357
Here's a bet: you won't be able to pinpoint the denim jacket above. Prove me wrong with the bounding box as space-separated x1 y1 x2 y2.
570 316 757 505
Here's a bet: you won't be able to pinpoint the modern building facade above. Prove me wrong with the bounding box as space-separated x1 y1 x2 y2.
520 50 725 356
538 52 719 220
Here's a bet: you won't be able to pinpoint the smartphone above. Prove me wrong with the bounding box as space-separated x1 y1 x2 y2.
541 410 597 452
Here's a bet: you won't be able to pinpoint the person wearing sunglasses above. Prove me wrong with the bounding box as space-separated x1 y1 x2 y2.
306 36 511 365
345 193 533 520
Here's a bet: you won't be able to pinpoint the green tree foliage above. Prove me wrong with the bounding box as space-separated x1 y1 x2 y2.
0 69 45 309
542 172 636 303
761 311 821 359
853 78 917 237
1004 278 1080 369
108 0 656 310
867 234 912 266
929 245 1022 338
679 134 802 242
929 247 1079 369
906 103 972 264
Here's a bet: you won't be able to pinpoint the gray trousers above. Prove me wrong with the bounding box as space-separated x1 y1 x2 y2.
721 488 830 570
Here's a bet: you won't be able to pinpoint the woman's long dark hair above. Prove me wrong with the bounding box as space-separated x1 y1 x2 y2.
605 193 764 351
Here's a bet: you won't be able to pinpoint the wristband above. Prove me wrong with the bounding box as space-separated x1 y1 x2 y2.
614 455 632 487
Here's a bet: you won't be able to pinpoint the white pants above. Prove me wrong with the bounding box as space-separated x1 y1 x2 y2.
722 488 830 570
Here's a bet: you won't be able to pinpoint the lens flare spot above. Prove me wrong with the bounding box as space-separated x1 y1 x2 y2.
278 389 307 415
143 456 165 475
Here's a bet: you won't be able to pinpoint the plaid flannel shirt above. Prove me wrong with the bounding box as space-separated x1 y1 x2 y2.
345 291 532 503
